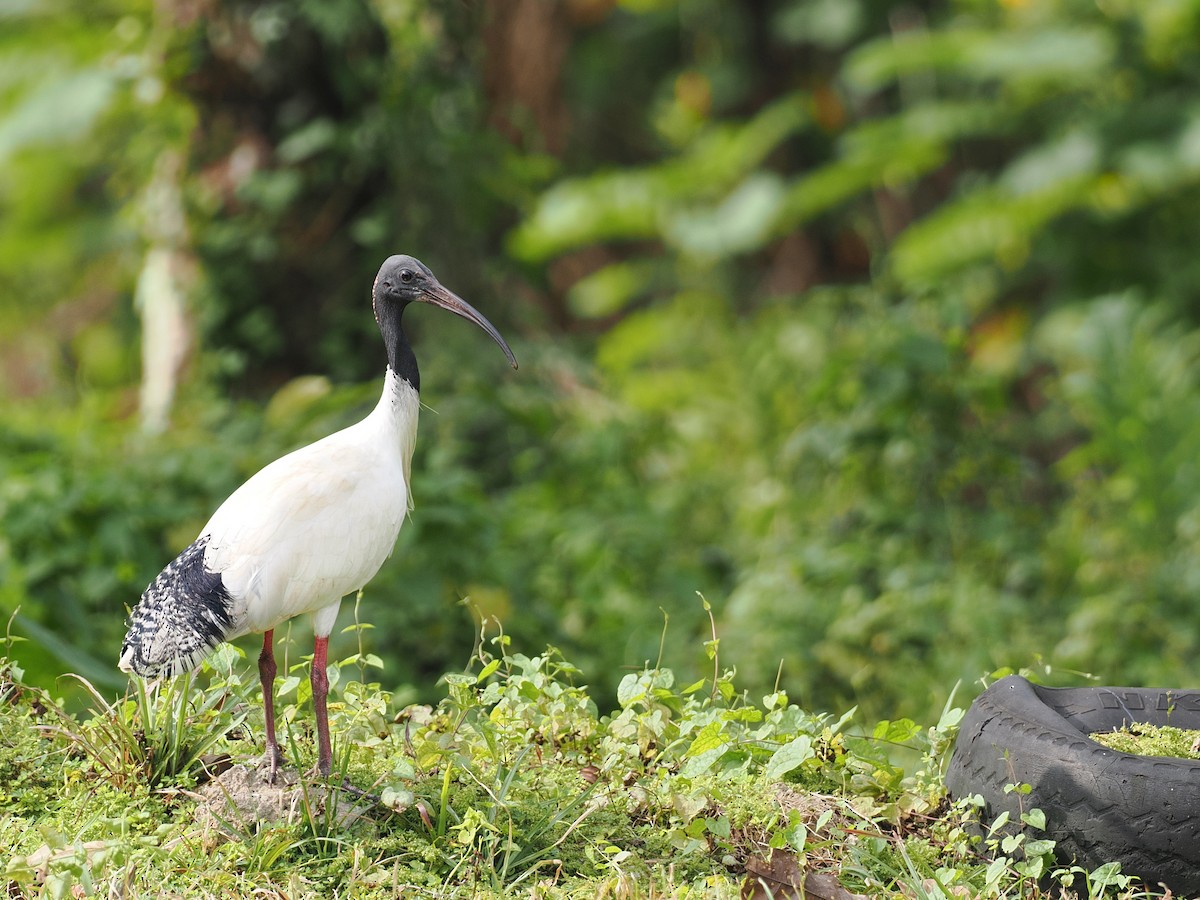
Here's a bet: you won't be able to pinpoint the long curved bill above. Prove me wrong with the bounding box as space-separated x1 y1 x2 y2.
422 283 518 370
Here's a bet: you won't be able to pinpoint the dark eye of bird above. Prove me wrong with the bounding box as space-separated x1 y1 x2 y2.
400 269 415 284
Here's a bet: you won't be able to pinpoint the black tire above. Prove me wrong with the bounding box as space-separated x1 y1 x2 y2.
946 675 1200 895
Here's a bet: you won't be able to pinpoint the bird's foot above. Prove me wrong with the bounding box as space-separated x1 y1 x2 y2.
259 745 288 784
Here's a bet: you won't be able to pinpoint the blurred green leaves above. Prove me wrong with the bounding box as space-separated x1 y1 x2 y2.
8 0 1200 727
509 92 809 264
843 26 1116 94
491 0 1200 716
0 69 116 162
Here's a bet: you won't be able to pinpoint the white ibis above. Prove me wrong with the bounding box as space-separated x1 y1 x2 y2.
118 255 517 780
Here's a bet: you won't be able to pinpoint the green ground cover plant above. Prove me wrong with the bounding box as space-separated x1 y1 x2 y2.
1092 723 1200 761
0 620 1169 899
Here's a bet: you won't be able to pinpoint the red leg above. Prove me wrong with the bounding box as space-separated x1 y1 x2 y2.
258 630 285 781
311 635 332 777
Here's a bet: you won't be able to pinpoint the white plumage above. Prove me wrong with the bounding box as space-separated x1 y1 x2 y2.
205 370 417 638
119 254 516 779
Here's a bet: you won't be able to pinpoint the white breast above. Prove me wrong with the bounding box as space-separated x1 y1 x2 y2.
202 371 419 638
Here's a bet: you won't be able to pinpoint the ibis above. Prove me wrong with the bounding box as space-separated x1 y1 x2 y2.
119 255 517 780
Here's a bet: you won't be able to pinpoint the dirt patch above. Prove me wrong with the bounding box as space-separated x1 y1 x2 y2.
193 762 373 835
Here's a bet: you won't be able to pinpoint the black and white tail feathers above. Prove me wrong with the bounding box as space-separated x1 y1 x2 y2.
119 536 235 679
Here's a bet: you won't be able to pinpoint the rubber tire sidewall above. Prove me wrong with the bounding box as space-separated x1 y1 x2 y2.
946 675 1200 894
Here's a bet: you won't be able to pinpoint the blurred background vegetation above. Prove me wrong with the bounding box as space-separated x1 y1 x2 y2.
4 0 1200 723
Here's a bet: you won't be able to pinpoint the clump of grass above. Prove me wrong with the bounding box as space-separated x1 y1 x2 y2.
1093 722 1200 759
43 643 251 790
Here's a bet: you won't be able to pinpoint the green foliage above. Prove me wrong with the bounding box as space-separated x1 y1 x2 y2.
1093 721 1200 760
513 0 1200 316
0 635 1171 899
0 0 191 363
484 0 1200 717
9 0 1200 755
49 644 250 789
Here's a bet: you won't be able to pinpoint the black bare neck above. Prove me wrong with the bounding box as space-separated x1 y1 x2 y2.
377 299 420 392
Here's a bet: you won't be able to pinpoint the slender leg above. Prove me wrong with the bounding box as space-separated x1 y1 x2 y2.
311 635 332 778
258 630 285 781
